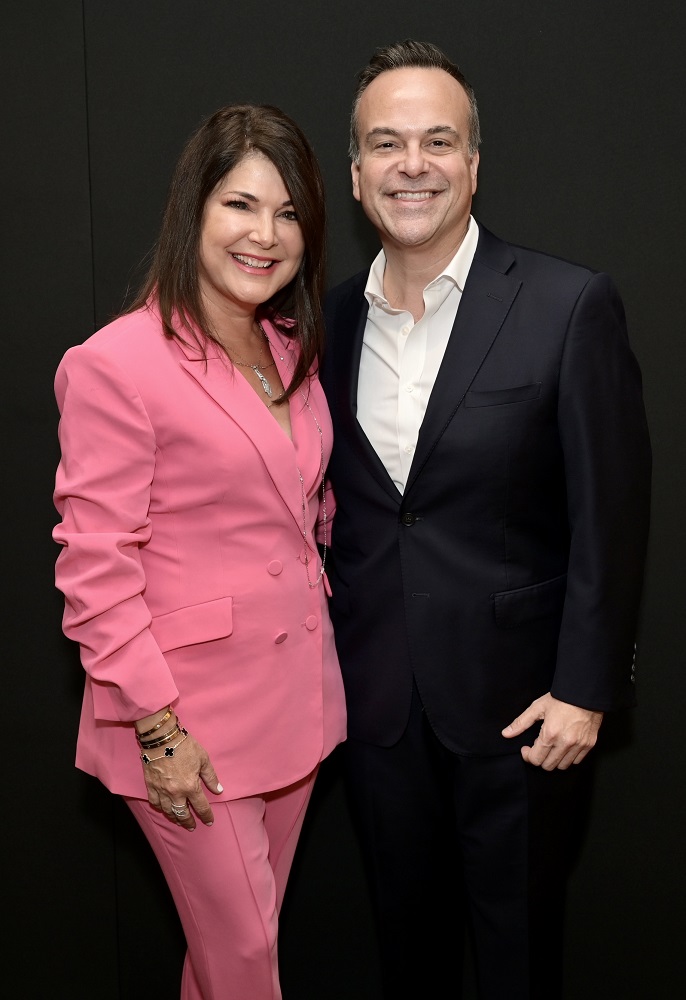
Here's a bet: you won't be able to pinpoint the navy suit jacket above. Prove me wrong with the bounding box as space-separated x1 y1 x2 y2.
322 224 651 755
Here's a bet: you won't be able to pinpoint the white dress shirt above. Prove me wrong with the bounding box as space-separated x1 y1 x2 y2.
357 217 479 493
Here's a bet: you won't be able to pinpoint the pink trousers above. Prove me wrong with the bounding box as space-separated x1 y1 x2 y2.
126 767 317 1000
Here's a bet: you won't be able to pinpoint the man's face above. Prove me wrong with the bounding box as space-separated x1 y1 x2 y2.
352 67 479 258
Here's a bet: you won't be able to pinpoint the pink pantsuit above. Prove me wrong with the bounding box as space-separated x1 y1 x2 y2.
53 304 346 998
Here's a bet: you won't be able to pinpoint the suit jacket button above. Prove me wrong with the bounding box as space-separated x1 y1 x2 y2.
401 512 416 526
274 631 288 644
268 560 283 575
305 615 318 630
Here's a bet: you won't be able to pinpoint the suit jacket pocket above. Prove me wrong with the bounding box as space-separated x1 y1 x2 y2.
465 383 541 407
493 573 566 628
150 596 233 652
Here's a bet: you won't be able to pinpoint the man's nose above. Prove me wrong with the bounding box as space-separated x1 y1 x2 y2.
399 143 429 177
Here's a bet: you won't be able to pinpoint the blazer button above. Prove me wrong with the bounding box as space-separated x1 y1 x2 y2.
299 549 308 564
267 560 283 575
305 615 318 631
274 631 288 644
401 512 416 526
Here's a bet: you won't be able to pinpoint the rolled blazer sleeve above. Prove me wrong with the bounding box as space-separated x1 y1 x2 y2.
53 344 179 721
552 271 651 710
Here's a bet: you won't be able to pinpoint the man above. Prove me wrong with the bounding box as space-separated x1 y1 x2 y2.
322 40 651 1000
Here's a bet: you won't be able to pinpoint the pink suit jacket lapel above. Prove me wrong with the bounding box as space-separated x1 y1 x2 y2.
174 333 306 532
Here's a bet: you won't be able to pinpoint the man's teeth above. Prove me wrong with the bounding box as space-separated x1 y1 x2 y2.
392 191 435 200
233 254 273 268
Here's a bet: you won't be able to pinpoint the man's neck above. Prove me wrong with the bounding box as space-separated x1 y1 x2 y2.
380 224 471 323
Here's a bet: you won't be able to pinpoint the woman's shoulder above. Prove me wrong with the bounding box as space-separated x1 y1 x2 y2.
61 304 175 371
84 304 163 354
55 304 182 398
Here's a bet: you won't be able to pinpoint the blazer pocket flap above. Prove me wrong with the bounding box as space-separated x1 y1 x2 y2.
465 383 541 407
493 573 566 628
150 597 233 652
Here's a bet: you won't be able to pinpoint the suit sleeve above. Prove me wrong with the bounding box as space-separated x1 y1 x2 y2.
53 344 179 721
551 271 651 710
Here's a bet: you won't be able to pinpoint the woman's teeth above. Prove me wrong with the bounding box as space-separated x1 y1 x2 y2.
233 254 274 268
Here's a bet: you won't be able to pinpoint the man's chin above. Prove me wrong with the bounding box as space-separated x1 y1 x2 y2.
380 221 439 248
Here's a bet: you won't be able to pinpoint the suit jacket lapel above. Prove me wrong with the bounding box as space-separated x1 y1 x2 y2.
333 280 403 505
175 337 305 530
405 227 522 494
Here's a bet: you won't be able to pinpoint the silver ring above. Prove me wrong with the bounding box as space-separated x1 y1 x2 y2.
170 802 188 817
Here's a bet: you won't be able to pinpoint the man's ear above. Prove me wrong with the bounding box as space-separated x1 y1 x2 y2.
351 160 361 202
470 150 479 195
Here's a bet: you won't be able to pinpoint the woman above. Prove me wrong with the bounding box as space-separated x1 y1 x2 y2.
53 104 346 1000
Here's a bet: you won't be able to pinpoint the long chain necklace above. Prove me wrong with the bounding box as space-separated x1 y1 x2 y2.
223 324 277 397
263 330 327 588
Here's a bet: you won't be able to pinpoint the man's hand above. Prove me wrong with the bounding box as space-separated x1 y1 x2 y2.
502 693 603 770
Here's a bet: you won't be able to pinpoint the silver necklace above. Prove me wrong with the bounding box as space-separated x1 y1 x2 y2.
224 325 277 397
263 331 327 588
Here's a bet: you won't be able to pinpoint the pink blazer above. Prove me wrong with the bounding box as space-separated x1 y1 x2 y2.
54 305 346 800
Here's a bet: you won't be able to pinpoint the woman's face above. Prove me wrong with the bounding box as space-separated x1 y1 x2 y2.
198 153 305 319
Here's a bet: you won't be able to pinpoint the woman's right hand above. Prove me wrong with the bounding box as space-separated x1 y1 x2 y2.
140 732 223 831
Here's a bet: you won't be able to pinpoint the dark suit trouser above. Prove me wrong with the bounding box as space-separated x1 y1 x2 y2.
343 684 593 1000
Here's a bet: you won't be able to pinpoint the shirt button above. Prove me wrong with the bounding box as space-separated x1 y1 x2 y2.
405 384 415 393
401 326 410 335
305 615 318 631
274 631 288 644
267 560 283 575
404 444 414 455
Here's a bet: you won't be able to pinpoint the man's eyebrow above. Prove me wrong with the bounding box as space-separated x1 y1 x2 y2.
363 125 461 143
364 127 401 142
425 125 460 138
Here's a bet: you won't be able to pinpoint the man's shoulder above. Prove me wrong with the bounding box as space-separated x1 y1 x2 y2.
476 223 600 285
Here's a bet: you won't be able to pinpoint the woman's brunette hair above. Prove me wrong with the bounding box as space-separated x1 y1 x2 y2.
128 103 326 398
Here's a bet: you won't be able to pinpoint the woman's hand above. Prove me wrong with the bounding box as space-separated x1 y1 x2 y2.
141 732 223 831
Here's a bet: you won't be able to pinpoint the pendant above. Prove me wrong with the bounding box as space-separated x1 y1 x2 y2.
253 366 273 397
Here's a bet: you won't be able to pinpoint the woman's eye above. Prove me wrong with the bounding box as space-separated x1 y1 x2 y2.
226 199 249 210
279 210 298 222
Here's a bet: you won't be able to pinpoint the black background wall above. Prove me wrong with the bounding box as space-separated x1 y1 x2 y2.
3 2 684 997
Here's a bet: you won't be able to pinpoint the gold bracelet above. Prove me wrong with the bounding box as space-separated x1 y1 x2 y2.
141 729 189 764
138 723 182 750
135 707 173 740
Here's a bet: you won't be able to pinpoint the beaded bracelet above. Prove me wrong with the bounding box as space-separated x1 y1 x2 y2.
138 723 182 750
141 728 189 764
135 707 173 740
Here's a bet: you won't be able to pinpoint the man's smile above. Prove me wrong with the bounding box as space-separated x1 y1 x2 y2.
390 190 440 201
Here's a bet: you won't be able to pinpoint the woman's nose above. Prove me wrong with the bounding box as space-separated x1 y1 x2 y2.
250 212 277 247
